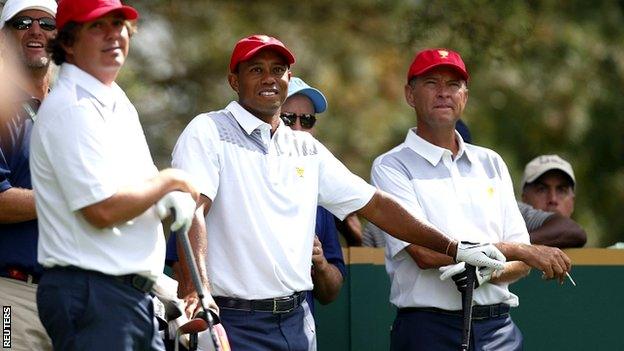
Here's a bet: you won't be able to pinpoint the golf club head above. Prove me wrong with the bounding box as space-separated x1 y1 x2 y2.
179 318 209 335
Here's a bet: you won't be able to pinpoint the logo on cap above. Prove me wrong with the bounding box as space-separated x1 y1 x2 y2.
438 50 449 59
257 35 270 43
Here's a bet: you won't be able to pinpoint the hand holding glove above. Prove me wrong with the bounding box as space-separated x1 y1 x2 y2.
156 191 196 231
439 262 498 293
455 241 506 270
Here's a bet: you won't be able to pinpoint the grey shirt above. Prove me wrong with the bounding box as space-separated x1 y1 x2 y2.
517 201 554 232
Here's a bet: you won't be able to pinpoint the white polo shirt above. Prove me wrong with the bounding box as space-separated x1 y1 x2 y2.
172 101 375 299
30 64 164 279
371 129 530 310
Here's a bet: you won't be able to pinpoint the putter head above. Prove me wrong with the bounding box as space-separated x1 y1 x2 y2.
178 318 209 335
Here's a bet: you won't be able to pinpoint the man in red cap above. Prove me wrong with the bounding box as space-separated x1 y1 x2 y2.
30 1 200 350
172 36 511 351
370 48 572 350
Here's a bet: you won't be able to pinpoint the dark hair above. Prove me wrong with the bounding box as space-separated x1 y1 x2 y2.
47 20 138 66
47 22 81 65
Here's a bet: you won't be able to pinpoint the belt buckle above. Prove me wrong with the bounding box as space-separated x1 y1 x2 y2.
272 296 295 314
131 275 154 293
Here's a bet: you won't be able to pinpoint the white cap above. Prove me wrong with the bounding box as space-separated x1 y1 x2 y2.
521 154 576 190
0 0 57 29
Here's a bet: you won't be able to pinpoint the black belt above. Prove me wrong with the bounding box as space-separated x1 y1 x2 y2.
0 266 41 284
47 266 154 294
215 292 306 314
398 303 510 320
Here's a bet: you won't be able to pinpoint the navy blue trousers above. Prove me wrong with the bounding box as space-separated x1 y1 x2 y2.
37 267 164 351
390 309 523 351
219 305 308 351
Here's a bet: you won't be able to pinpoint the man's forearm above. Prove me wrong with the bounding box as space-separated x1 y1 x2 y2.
489 261 531 285
530 214 587 248
405 244 454 269
177 204 211 295
312 262 344 305
358 190 456 258
0 187 36 223
80 169 196 228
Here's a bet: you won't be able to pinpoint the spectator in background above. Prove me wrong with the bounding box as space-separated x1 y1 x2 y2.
521 154 577 218
0 0 57 349
281 76 346 350
520 154 585 247
30 1 198 349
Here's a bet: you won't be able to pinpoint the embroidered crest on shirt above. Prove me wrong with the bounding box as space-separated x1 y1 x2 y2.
296 167 305 178
487 186 495 198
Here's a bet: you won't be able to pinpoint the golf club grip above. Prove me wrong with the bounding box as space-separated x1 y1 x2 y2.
461 264 477 351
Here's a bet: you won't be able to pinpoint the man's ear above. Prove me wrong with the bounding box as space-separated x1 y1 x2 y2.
404 83 416 108
227 72 239 93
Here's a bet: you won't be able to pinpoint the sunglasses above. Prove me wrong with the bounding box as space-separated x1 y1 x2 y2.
8 16 56 31
280 112 317 129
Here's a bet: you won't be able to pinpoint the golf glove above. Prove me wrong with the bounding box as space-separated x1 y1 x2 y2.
455 241 506 270
156 191 196 231
439 262 496 293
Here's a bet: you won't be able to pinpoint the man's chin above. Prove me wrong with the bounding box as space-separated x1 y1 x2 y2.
25 57 50 69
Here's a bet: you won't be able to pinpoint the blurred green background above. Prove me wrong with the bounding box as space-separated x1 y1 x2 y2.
118 1 621 246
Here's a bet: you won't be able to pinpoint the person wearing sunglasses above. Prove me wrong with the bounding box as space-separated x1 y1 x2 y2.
0 0 57 350
281 77 345 350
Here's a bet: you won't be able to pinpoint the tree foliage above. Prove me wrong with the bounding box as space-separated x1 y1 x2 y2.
121 0 624 246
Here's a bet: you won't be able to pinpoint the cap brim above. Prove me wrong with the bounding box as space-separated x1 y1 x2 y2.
237 44 295 69
289 87 327 114
411 63 469 81
523 166 576 188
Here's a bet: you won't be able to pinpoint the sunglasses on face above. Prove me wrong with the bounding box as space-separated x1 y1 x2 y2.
8 16 56 31
280 112 317 129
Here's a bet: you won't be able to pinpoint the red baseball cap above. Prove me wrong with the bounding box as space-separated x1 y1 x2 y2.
229 34 295 72
56 0 138 32
406 48 469 82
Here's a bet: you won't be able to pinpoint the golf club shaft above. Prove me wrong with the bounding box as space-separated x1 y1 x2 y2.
176 226 221 351
461 264 476 351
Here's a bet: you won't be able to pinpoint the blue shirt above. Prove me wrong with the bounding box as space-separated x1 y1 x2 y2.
0 93 42 274
165 206 347 314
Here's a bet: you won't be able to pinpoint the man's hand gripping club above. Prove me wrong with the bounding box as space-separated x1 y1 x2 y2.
454 241 506 271
156 191 196 232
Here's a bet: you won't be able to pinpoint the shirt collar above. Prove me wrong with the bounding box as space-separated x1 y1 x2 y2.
225 101 275 135
60 63 119 109
404 128 474 166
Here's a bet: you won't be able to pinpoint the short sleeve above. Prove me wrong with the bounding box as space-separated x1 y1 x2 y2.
370 156 435 258
43 105 116 211
0 147 11 192
172 115 221 200
517 201 554 232
317 142 375 220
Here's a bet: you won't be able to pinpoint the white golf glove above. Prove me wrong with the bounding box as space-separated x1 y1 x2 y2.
455 241 506 270
156 191 196 231
439 262 497 292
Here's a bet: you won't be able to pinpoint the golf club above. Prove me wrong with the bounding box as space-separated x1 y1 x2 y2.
461 264 477 351
174 216 221 351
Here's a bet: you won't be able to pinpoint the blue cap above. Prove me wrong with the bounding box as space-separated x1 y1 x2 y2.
287 77 328 114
